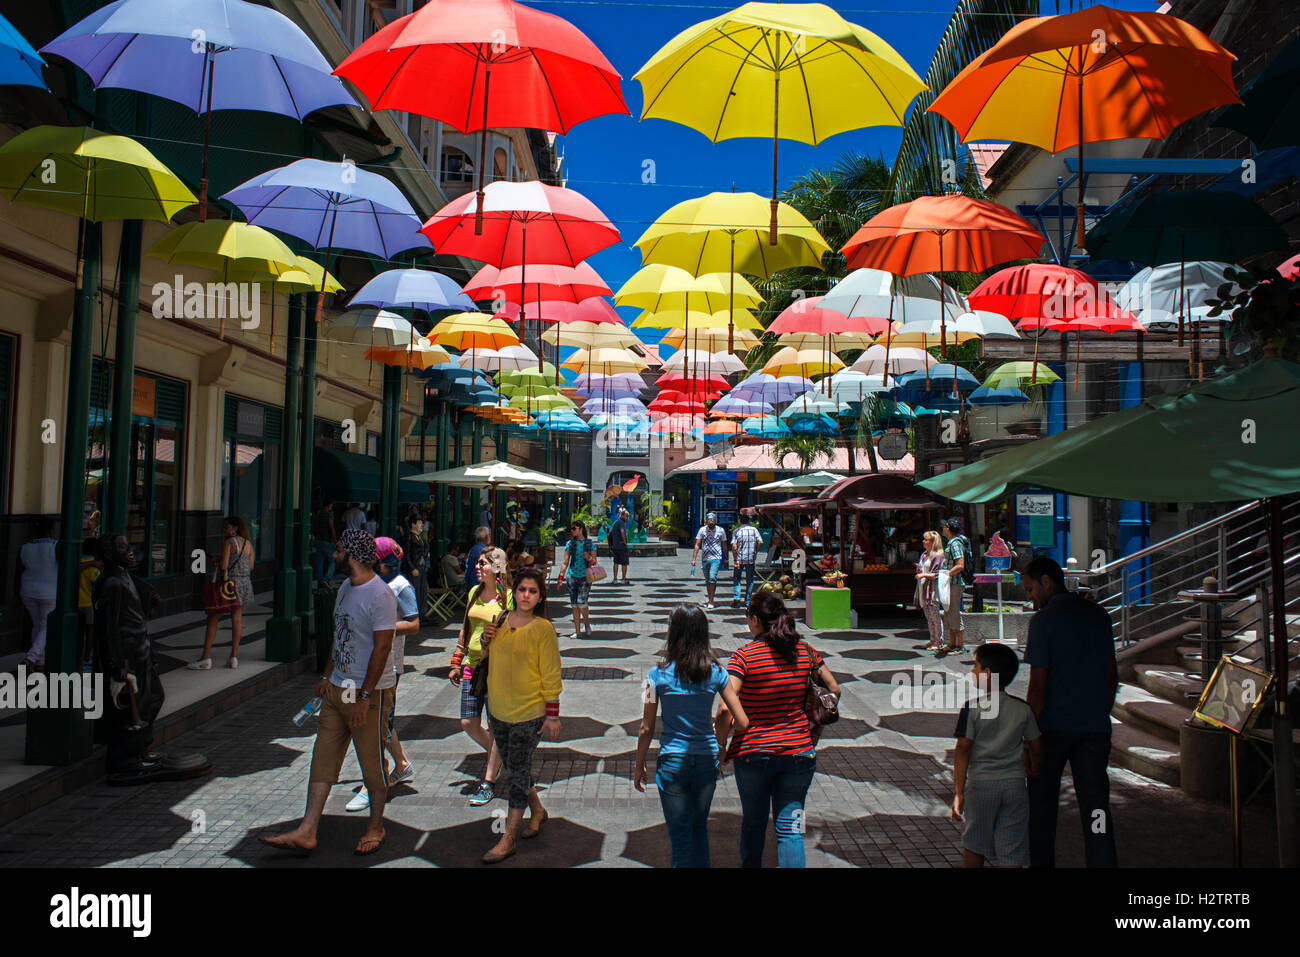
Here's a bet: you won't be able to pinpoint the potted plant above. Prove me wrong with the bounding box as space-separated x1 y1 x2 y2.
536 518 557 564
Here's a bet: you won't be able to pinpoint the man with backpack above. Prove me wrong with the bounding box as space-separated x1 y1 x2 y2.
940 518 972 656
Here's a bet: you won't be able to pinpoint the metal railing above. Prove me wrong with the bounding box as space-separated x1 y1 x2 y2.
1077 498 1300 648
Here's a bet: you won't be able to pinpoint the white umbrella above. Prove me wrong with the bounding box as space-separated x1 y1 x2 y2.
1116 261 1235 328
850 344 936 376
461 343 541 372
661 348 747 375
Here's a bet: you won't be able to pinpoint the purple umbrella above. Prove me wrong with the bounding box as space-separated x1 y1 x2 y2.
348 268 476 314
42 0 355 219
710 394 774 417
730 374 813 404
580 396 647 415
224 158 429 321
573 371 647 393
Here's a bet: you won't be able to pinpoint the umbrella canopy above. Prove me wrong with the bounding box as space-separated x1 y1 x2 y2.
751 470 844 492
562 347 649 374
148 220 297 276
0 11 46 88
0 125 195 222
574 371 649 392
818 369 897 403
982 362 1061 389
1214 36 1300 151
420 179 619 268
661 326 761 352
968 385 1029 407
709 395 773 418
761 346 844 378
461 344 543 373
741 414 791 438
775 330 877 352
842 195 1045 277
648 414 706 434
850 344 937 377
820 268 968 324
781 392 843 420
632 306 763 331
365 339 454 370
634 3 924 241
767 295 890 337
896 364 980 392
919 359 1300 503
927 4 1238 243
732 373 813 403
969 263 1116 323
654 373 729 396
788 414 839 436
615 265 764 312
223 158 429 259
661 349 746 375
426 312 518 351
703 420 743 437
635 191 832 276
327 308 417 348
403 458 587 491
1116 261 1235 328
1084 191 1288 266
463 260 610 303
581 396 647 416
348 268 477 313
496 297 621 325
541 321 640 350
904 312 1021 340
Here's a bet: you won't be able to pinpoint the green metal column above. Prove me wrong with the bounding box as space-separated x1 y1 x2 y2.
296 296 316 622
433 399 450 555
495 426 508 537
26 221 101 764
104 220 141 532
379 365 399 534
265 295 302 661
389 366 402 532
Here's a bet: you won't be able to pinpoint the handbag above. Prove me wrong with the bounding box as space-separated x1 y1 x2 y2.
202 541 242 614
802 642 839 727
582 541 607 581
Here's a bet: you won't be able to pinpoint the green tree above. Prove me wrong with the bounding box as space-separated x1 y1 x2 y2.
773 434 835 472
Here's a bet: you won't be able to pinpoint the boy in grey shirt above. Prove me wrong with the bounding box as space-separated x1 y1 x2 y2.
951 643 1042 867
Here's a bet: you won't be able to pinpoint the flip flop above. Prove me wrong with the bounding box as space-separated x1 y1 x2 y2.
260 834 315 857
354 833 385 856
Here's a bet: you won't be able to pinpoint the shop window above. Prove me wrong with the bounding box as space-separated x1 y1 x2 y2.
222 397 283 562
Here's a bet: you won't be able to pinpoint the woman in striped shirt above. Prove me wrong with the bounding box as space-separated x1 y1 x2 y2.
721 590 840 868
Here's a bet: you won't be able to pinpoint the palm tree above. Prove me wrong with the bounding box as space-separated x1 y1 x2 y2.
888 0 1038 205
773 434 834 473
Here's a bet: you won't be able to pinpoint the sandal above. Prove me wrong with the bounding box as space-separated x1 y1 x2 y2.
521 809 549 839
354 832 385 856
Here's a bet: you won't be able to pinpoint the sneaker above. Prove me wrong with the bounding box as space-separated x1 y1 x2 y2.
704 603 715 611
389 762 415 787
187 658 212 671
468 782 495 806
346 787 370 812
567 633 580 641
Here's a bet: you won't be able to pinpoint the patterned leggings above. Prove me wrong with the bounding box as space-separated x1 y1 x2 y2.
488 714 544 810
922 599 944 647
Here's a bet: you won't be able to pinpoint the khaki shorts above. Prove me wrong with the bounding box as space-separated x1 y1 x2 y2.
945 581 965 632
309 683 395 799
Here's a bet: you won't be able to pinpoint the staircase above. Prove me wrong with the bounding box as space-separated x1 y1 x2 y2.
1077 498 1300 788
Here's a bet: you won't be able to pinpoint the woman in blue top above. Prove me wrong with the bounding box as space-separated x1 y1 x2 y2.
634 604 749 868
556 521 597 639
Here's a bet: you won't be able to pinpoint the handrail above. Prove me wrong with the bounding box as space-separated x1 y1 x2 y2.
1078 500 1266 575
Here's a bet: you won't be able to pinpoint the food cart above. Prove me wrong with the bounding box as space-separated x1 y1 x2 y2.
756 474 944 609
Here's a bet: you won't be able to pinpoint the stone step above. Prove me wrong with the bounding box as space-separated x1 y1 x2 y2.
1110 720 1181 787
1132 663 1205 706
1112 684 1190 745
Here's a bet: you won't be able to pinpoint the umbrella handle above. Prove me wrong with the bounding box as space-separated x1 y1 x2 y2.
474 68 492 236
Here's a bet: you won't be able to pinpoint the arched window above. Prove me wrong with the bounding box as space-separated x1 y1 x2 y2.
441 148 474 184
493 147 508 179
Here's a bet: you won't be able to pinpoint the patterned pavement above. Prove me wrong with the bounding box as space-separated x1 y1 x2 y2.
0 551 1280 868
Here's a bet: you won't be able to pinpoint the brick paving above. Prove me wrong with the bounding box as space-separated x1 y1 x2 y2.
0 550 1281 867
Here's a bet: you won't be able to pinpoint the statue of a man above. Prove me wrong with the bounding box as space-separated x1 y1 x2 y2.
93 532 165 779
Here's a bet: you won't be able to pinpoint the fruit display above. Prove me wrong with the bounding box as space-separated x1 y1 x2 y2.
755 574 800 599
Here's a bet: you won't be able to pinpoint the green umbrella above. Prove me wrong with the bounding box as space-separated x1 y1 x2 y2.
982 362 1061 390
751 470 844 492
1214 36 1300 151
918 358 1300 503
1084 191 1287 374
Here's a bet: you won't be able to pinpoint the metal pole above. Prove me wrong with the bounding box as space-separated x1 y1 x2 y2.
26 220 101 765
297 301 317 622
1218 523 1229 591
1267 497 1298 867
105 219 142 532
1231 732 1242 868
265 295 302 661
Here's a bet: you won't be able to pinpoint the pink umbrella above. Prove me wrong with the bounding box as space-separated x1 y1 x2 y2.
463 260 610 304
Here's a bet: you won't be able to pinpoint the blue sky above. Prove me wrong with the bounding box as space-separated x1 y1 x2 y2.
528 0 1160 352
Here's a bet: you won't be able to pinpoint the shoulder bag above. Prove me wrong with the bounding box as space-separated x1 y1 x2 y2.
202 541 241 614
584 541 607 581
802 641 839 727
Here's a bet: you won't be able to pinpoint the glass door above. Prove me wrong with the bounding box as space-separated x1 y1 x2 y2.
127 422 156 574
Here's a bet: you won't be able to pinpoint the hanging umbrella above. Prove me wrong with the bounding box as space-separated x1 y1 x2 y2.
462 343 541 374
841 195 1046 356
1214 36 1300 151
968 386 1029 407
661 349 746 376
464 261 610 304
0 11 46 88
615 264 764 312
780 392 843 420
365 339 454 371
983 362 1061 390
1117 261 1235 329
215 254 342 351
426 312 518 351
497 297 622 325
1085 190 1287 374
44 0 355 220
709 395 773 418
927 4 1238 245
761 346 843 379
561 347 648 375
741 414 791 438
849 345 936 377
653 373 729 396
335 0 627 233
731 373 812 404
574 371 649 393
767 296 889 338
661 326 761 353
634 3 924 243
788 414 839 436
348 268 477 314
541 321 641 351
896 364 979 393
818 369 897 405
751 470 843 492
703 420 743 438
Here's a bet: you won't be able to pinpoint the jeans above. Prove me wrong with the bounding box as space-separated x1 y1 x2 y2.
311 539 335 583
656 753 719 868
732 563 756 604
732 752 816 868
1028 730 1118 868
21 596 54 663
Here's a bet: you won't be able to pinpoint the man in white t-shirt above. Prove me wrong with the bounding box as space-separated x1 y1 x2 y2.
342 502 366 532
263 528 396 857
689 512 728 610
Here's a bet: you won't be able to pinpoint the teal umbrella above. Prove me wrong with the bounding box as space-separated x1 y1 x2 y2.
1214 36 1300 151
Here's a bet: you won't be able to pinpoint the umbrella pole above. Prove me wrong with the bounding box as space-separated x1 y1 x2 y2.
218 260 229 338
1178 234 1186 349
769 36 781 247
728 240 736 355
939 237 947 360
1075 57 1086 249
475 67 492 236
368 326 375 387
314 205 340 326
269 280 276 353
199 51 214 223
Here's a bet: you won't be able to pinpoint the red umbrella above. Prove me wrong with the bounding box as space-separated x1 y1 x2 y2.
654 373 729 394
464 260 610 304
1279 253 1300 280
495 297 621 325
335 0 628 232
648 414 705 434
767 295 889 336
841 195 1046 357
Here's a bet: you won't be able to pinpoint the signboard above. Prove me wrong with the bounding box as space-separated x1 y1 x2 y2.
237 400 265 438
753 471 776 483
877 432 908 461
131 374 156 418
1193 657 1274 735
1016 493 1054 517
705 470 737 481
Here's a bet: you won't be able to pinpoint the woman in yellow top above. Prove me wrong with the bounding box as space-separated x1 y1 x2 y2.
449 547 512 806
479 566 562 864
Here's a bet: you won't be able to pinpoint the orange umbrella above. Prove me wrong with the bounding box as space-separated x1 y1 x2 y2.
703 420 742 437
841 196 1045 355
927 5 1238 245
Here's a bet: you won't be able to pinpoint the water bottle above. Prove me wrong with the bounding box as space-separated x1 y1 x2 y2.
293 696 323 726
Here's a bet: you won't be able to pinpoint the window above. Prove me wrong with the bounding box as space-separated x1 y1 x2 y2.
222 397 283 562
441 148 474 184
366 432 380 457
494 147 508 179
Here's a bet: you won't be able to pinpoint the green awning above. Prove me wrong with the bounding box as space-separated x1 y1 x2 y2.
313 448 424 504
918 359 1300 504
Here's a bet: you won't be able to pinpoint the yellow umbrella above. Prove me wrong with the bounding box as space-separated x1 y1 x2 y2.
614 264 764 312
661 326 760 352
876 327 981 349
542 321 641 350
427 312 519 352
216 255 342 351
634 3 924 242
762 346 844 378
631 306 762 331
150 220 300 337
562 347 649 374
777 330 876 352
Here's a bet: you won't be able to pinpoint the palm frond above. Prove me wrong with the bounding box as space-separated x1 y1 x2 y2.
889 0 1039 205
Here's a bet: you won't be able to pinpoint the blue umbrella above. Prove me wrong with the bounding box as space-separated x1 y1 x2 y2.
788 414 838 436
0 13 45 89
742 415 791 439
711 395 773 417
43 0 355 216
349 268 476 314
412 364 492 386
895 363 979 392
969 385 1028 407
732 374 813 404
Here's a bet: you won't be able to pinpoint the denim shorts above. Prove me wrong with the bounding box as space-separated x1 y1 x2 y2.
701 559 721 583
568 575 591 607
459 666 486 720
